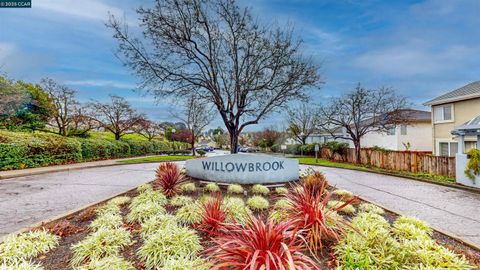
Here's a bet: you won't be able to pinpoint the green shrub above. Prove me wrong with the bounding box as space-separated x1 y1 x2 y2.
76 255 135 270
127 202 166 223
140 214 178 239
358 203 385 215
465 148 480 181
137 226 202 269
203 183 220 193
0 230 59 264
196 150 206 156
180 183 196 193
246 196 269 211
161 256 210 270
333 189 354 200
327 200 356 214
175 202 203 225
70 227 132 266
170 195 193 207
275 187 288 195
227 184 244 194
251 184 269 195
0 260 44 270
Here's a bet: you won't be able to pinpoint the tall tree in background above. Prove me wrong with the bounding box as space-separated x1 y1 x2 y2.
319 84 409 163
41 78 78 136
173 94 214 155
90 95 144 140
134 119 163 141
107 0 320 153
252 128 283 150
287 102 318 145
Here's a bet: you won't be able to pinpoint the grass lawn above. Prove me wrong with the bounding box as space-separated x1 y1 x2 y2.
118 155 195 164
293 156 456 184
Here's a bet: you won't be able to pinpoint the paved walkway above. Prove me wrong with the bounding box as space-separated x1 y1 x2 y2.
303 165 480 246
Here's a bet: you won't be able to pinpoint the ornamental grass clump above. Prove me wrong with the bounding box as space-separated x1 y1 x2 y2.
358 203 385 215
274 187 288 195
175 202 203 225
161 256 210 270
76 255 135 270
137 183 153 193
302 171 327 197
127 202 166 223
222 197 251 224
137 226 202 269
268 209 289 223
170 195 194 207
285 181 354 251
95 204 121 216
0 260 44 270
333 189 354 200
180 183 196 193
140 214 178 239
107 196 131 206
89 212 123 231
0 230 59 264
206 216 320 269
273 199 291 209
129 190 167 210
203 182 220 193
246 196 269 211
394 216 432 234
70 227 132 267
197 196 227 236
327 200 356 214
154 162 186 197
227 184 244 194
251 184 269 195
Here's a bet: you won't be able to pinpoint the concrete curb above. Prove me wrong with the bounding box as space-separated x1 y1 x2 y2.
0 182 148 243
302 163 480 194
358 195 480 251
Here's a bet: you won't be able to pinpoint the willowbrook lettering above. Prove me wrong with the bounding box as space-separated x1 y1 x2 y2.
202 161 285 172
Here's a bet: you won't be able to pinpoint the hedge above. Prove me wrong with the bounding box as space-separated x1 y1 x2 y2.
0 130 189 170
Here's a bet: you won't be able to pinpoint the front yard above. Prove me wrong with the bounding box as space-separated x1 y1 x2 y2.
0 163 477 269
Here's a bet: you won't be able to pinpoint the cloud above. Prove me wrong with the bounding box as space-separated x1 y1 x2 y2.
0 42 15 63
65 79 136 89
35 0 129 22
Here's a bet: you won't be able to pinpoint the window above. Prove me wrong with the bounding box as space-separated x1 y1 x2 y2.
400 125 407 135
387 126 396 135
434 104 453 122
439 142 459 157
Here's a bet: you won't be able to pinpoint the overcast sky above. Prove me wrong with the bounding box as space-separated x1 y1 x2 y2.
1 0 479 130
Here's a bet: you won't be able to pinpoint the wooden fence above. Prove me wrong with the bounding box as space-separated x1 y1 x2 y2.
319 148 456 178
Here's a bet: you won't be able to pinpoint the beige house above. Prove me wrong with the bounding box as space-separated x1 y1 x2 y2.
424 81 480 156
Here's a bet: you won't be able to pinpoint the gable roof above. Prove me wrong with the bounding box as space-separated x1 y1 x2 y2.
423 81 480 106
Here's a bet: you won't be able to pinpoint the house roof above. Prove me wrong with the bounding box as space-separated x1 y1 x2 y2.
452 115 480 136
398 109 431 123
423 81 480 106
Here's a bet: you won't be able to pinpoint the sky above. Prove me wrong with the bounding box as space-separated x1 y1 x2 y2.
0 0 479 131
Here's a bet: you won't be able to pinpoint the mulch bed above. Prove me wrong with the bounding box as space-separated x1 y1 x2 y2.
29 179 480 269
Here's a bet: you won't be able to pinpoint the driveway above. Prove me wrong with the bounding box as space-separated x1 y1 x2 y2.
303 165 480 246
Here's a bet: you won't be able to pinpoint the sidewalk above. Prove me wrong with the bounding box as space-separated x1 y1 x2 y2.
0 156 156 180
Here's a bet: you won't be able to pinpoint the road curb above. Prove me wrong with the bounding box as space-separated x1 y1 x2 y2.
301 163 480 194
358 195 480 252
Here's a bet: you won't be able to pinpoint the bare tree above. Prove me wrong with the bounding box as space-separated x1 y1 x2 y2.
173 94 214 155
134 118 163 141
287 102 318 145
107 0 320 153
90 95 144 140
68 107 96 137
41 78 78 136
319 84 409 163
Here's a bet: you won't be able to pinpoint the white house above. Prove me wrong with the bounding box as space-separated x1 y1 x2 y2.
349 109 432 151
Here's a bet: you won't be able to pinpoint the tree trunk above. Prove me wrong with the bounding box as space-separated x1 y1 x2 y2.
229 130 239 154
115 133 121 140
353 140 361 164
191 134 196 156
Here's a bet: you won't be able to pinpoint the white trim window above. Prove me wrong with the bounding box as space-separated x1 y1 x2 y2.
433 104 453 123
438 141 458 157
400 125 407 135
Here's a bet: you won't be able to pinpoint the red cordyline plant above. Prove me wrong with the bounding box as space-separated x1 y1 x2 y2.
206 215 320 270
196 196 228 236
286 180 354 251
154 162 186 197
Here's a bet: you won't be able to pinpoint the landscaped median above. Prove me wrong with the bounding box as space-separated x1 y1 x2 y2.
294 156 457 185
0 163 477 269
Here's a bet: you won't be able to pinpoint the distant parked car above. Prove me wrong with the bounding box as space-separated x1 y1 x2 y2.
239 146 258 153
195 145 214 152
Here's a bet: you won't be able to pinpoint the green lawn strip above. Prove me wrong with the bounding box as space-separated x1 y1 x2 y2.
118 155 194 164
293 156 455 184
